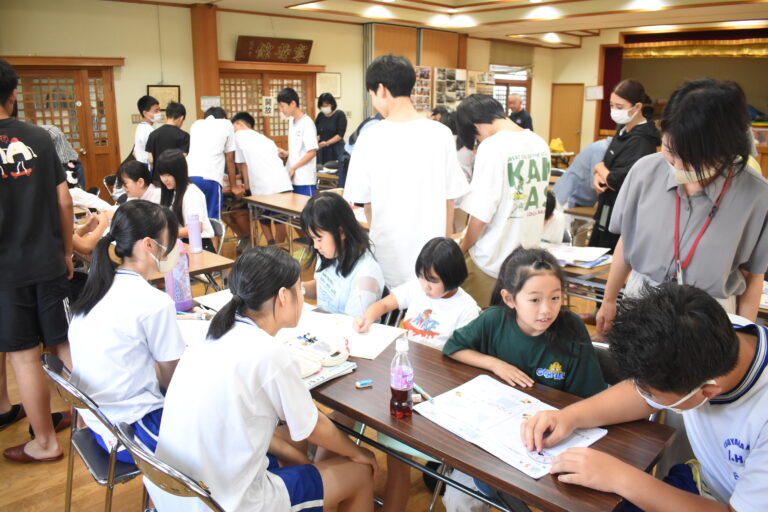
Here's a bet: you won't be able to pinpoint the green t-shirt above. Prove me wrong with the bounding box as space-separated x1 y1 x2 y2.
442 306 605 398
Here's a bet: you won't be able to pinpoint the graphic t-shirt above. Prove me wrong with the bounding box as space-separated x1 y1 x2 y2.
392 279 480 350
460 129 550 278
0 118 67 287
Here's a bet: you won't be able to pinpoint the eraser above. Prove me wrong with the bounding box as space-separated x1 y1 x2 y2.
355 378 373 389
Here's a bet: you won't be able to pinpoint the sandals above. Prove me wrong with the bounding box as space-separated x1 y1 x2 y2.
0 404 26 431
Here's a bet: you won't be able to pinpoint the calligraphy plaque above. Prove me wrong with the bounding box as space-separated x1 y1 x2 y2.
235 36 313 64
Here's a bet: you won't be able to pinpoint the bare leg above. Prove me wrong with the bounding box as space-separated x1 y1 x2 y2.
0 353 10 413
51 342 72 373
316 456 374 512
383 455 412 512
260 222 275 244
224 210 251 239
7 346 61 458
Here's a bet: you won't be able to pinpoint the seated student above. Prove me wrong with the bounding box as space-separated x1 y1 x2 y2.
231 111 293 245
552 138 610 209
65 167 114 211
300 192 384 317
117 160 161 203
68 200 184 462
147 247 377 512
73 209 113 256
134 95 159 167
155 149 215 253
442 247 604 511
523 283 767 512
276 87 318 197
541 190 567 244
145 101 190 169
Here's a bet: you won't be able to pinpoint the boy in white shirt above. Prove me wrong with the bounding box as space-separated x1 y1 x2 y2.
456 94 550 307
276 88 318 197
345 54 469 288
133 95 160 167
231 111 291 245
523 283 768 512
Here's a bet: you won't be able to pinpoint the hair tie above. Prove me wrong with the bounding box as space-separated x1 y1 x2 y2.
232 295 244 306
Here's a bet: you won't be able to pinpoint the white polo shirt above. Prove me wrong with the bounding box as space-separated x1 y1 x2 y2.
134 122 153 164
68 270 185 449
288 114 319 186
682 315 768 512
180 183 214 238
146 316 319 512
186 116 237 185
234 129 292 195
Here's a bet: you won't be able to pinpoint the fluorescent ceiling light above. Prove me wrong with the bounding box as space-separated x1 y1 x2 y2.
526 6 560 20
543 32 561 43
428 14 477 28
364 5 394 18
723 19 768 27
628 0 666 10
288 2 323 9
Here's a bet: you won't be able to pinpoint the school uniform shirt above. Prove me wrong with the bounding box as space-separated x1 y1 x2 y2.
345 119 469 287
141 183 161 204
234 129 292 196
186 116 237 186
288 114 319 186
147 316 319 512
460 129 550 279
393 279 480 350
133 122 153 164
69 187 114 211
610 153 768 299
315 250 385 317
145 124 190 164
0 118 68 288
680 315 768 512
179 183 214 238
443 307 604 398
68 270 185 449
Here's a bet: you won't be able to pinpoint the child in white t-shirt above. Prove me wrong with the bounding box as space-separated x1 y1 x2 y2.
276 87 318 197
133 95 160 165
68 200 184 462
147 247 377 512
300 191 384 317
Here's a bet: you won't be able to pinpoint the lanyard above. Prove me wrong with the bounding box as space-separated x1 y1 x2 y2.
674 166 734 282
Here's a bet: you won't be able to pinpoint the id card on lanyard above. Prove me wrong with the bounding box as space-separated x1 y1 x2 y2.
673 166 734 285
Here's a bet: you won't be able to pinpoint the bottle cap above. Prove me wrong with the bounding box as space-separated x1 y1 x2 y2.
395 336 408 352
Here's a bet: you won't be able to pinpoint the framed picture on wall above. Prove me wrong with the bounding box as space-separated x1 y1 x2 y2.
147 85 181 110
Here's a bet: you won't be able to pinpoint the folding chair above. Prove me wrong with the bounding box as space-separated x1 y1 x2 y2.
115 422 225 512
102 174 123 203
40 353 146 512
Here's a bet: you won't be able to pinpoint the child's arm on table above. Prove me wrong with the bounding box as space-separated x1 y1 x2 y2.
353 294 399 333
448 349 534 388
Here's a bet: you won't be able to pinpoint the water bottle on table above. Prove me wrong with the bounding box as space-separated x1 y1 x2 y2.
164 240 193 312
390 336 414 418
188 214 203 254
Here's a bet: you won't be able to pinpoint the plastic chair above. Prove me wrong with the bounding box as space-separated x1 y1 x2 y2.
40 353 146 512
102 174 123 202
114 422 225 512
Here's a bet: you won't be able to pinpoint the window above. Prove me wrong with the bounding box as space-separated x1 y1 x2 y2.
492 67 531 113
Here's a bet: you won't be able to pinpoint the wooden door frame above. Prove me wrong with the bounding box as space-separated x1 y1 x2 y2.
495 77 533 115
549 82 584 153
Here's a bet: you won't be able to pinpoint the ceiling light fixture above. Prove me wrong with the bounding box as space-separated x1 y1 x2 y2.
543 32 561 43
364 5 394 18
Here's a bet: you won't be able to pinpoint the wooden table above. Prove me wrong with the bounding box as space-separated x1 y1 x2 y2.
312 343 674 512
564 205 597 222
148 245 234 285
316 171 340 191
561 263 623 306
551 152 575 169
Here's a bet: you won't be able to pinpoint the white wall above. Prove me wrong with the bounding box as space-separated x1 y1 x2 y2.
217 12 365 129
0 0 197 159
530 47 554 142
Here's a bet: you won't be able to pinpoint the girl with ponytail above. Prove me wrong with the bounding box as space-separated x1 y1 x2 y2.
68 200 184 463
148 247 378 512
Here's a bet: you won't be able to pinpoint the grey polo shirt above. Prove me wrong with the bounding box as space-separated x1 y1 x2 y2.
610 152 768 299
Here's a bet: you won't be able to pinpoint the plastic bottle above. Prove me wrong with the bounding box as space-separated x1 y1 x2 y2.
390 336 414 418
187 214 203 254
164 240 193 312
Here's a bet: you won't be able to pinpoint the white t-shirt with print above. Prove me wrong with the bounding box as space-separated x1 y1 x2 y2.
68 270 185 448
682 315 768 512
345 119 469 287
288 114 319 186
461 129 550 278
134 122 153 164
392 279 479 350
180 183 214 238
146 316 319 512
186 116 237 185
315 250 385 317
234 129 292 195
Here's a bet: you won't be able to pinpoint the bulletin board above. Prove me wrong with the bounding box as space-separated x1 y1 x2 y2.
412 66 433 112
433 68 467 111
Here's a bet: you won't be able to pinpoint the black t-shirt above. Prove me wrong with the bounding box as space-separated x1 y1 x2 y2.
145 124 190 163
0 118 67 287
509 109 533 131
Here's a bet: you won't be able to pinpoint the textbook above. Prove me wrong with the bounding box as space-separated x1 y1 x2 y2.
415 375 607 479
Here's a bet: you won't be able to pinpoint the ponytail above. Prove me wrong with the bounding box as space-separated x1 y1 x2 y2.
207 248 301 340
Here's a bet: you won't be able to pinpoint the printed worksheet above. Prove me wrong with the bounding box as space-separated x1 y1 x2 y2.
415 375 607 479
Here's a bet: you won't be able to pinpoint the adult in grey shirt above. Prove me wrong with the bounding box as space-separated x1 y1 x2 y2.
552 137 610 208
596 78 768 335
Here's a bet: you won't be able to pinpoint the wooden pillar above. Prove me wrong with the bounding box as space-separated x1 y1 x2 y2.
457 33 468 69
190 3 220 119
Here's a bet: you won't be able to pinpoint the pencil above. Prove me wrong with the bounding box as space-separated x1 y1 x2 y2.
413 383 433 402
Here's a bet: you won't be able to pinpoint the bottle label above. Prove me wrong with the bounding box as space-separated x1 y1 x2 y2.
390 367 413 390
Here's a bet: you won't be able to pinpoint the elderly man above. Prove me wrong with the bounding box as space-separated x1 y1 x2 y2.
507 93 533 131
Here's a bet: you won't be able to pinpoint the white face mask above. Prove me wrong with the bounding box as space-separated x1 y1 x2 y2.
151 239 180 273
636 380 716 413
320 106 332 115
668 162 719 184
151 113 162 123
610 107 636 125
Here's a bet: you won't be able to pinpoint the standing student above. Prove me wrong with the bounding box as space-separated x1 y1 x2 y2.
523 283 767 512
134 95 160 167
231 111 292 245
0 58 73 462
68 200 183 462
155 149 215 253
300 192 384 317
315 92 347 166
117 160 161 203
145 101 189 169
507 94 533 131
455 94 551 308
552 138 610 209
345 54 468 288
442 247 604 511
277 88 318 197
147 247 377 512
589 79 660 252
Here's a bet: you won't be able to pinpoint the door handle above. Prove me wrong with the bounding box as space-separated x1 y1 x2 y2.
576 130 581 134
79 148 87 155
